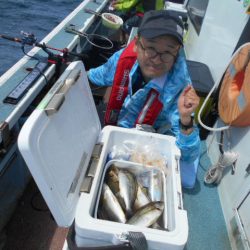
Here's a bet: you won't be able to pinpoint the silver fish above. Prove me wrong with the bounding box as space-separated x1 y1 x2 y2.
118 169 138 217
134 182 151 211
127 201 164 227
106 166 137 216
106 165 120 194
97 207 108 220
101 183 126 223
148 169 163 202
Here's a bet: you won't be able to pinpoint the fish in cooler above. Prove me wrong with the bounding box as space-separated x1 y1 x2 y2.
100 183 126 223
133 182 151 211
126 202 164 227
106 166 120 195
106 165 138 217
118 169 138 216
148 169 163 202
99 164 165 230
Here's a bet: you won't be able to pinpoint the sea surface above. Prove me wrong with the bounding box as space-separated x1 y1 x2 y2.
0 0 82 76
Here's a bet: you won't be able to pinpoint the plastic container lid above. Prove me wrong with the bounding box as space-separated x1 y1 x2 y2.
18 61 101 226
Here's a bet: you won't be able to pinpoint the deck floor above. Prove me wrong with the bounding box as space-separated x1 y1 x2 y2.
183 142 231 250
2 180 68 250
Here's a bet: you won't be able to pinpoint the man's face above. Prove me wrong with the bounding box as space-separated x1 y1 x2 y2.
135 35 181 81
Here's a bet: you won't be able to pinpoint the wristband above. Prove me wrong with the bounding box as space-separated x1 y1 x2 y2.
179 116 194 130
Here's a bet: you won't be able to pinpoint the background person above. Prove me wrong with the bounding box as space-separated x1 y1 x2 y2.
110 0 164 40
88 10 201 188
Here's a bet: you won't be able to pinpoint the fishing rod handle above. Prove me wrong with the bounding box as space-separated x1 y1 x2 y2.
0 34 22 43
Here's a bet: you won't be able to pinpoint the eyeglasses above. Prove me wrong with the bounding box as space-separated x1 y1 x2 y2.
138 39 177 63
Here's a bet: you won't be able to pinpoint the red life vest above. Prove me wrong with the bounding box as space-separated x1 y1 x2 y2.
104 40 163 126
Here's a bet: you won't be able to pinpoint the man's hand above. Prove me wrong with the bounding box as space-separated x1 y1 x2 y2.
178 84 200 125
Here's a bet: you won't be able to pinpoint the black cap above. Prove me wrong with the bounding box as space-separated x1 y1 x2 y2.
138 10 184 45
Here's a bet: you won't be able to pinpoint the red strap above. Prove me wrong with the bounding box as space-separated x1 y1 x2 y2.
104 40 137 125
135 89 163 126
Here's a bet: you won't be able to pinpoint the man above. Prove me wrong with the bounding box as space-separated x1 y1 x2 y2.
88 10 200 188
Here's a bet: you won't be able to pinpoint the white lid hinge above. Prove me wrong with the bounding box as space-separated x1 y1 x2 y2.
80 143 103 193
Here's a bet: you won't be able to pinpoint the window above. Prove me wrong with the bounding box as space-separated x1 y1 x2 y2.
186 0 209 34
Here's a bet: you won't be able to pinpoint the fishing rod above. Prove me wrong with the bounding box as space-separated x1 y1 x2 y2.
0 32 87 62
0 32 88 105
0 31 88 80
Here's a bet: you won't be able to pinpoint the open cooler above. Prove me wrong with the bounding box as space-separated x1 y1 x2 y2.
18 61 188 250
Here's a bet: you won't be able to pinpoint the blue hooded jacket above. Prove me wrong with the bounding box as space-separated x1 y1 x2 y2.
88 48 200 163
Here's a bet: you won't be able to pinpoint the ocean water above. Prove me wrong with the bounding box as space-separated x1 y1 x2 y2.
0 0 82 76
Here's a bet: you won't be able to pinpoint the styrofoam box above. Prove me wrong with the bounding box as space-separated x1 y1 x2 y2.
18 61 188 250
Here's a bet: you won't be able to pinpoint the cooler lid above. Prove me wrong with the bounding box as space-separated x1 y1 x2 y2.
18 61 101 227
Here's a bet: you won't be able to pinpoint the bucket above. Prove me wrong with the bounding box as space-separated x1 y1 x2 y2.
101 13 123 30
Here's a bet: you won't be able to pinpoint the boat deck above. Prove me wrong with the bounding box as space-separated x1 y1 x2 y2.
1 141 231 250
183 141 231 250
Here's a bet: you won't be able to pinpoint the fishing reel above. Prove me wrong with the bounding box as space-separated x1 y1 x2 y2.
20 31 37 46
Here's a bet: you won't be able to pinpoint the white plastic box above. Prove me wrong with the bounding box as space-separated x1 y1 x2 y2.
18 61 188 250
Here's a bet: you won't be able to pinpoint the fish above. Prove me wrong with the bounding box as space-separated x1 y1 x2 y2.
117 169 138 217
106 166 138 216
133 182 151 211
97 207 108 220
126 201 164 227
101 183 126 223
106 165 120 194
148 169 163 202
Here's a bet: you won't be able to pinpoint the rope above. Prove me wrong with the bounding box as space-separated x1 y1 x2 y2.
204 130 238 184
204 151 238 184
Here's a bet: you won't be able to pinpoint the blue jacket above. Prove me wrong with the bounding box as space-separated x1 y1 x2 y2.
88 49 200 162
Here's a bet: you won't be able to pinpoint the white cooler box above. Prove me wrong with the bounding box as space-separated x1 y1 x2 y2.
18 61 188 250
